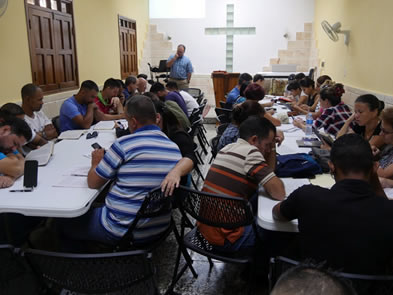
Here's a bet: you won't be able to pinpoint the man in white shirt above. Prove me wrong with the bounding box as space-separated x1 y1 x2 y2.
166 81 199 117
21 84 58 140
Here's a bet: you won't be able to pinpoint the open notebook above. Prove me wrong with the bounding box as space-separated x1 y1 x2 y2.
25 141 55 166
58 130 85 140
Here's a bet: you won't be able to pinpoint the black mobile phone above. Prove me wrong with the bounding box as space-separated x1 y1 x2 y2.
24 160 38 188
91 142 102 150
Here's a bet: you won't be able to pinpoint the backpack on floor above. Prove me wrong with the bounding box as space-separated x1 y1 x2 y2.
276 153 322 178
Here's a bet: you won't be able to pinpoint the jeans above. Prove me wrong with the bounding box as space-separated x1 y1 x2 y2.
57 207 118 251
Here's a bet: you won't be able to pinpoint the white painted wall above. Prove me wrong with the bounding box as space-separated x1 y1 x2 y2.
150 0 314 74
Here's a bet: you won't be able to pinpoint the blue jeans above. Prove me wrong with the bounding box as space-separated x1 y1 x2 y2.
57 207 118 251
212 225 257 252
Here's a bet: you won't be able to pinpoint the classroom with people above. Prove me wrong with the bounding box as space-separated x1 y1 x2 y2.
0 0 392 294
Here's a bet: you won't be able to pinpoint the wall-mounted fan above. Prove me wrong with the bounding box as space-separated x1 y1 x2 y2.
321 20 350 45
0 0 8 17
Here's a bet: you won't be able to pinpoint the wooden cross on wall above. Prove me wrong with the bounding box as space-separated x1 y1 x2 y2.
205 4 256 72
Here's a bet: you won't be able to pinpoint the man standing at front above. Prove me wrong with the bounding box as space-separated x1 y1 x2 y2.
166 44 193 90
58 95 182 248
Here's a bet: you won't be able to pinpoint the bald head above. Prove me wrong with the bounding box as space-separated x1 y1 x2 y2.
136 78 147 94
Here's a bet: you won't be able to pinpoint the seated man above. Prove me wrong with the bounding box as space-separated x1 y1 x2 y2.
60 80 118 132
123 75 137 101
273 134 393 275
150 82 188 116
136 77 148 95
199 116 285 252
21 83 58 140
0 115 32 188
166 81 199 117
144 92 190 131
94 78 124 118
58 95 182 247
225 73 252 109
253 73 265 88
0 103 46 151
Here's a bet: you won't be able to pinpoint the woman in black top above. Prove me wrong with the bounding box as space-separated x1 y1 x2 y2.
293 77 320 115
337 94 384 148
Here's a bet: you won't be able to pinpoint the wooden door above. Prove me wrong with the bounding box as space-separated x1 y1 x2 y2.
119 16 137 79
28 8 58 92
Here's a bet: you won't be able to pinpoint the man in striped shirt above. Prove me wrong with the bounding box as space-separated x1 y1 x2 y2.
199 116 285 252
59 95 182 248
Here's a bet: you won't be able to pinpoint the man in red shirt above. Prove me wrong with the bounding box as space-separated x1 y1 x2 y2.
94 78 125 119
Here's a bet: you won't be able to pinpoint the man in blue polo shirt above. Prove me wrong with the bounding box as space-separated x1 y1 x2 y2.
58 95 182 248
167 44 193 90
225 73 252 109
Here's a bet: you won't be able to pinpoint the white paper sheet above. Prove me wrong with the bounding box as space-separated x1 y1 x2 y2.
52 175 88 188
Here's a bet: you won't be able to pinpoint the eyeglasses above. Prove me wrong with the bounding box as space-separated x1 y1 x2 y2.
380 127 393 135
86 131 98 139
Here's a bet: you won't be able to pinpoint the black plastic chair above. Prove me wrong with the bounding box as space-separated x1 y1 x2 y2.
209 135 221 164
148 60 169 84
215 107 232 124
219 101 226 108
24 248 159 294
169 186 256 291
51 115 60 135
269 256 393 295
0 245 29 294
184 88 204 104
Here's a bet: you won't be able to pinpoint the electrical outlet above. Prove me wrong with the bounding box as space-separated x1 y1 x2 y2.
321 61 325 68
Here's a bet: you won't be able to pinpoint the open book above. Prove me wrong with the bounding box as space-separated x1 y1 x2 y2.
58 129 85 140
25 141 55 166
93 121 115 130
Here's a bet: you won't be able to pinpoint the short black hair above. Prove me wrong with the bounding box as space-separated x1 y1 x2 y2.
137 74 148 80
355 94 384 115
300 77 315 88
178 44 186 51
238 73 253 86
21 83 39 100
0 116 32 142
0 103 25 117
125 76 137 86
253 74 264 82
103 78 120 90
271 263 356 295
116 79 125 89
166 81 179 90
125 95 157 125
331 134 373 176
287 81 301 91
239 116 276 141
150 82 165 93
295 73 306 81
80 80 99 92
239 81 251 97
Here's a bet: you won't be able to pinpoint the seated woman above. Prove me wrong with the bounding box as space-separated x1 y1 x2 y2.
217 100 284 152
293 83 352 137
235 82 275 110
370 108 393 187
287 81 306 103
337 94 384 148
292 77 320 116
218 100 265 152
232 81 251 106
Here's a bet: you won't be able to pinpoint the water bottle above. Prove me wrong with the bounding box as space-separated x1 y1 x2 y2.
305 112 313 137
